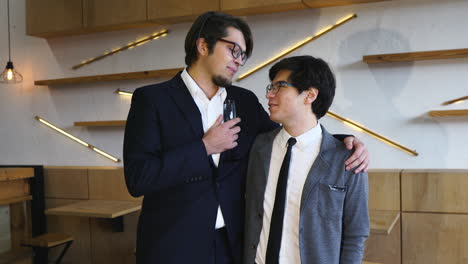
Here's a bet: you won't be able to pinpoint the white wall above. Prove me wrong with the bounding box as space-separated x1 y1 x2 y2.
0 0 467 168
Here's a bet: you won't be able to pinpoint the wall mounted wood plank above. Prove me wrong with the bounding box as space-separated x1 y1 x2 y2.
363 48 468 64
74 120 127 127
0 196 33 206
0 168 34 182
221 0 307 16
34 68 183 86
428 109 468 117
369 210 400 235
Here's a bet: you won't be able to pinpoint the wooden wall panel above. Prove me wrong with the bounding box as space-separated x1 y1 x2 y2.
148 0 219 23
221 0 307 16
368 170 400 211
26 0 83 36
365 219 401 264
45 199 92 264
84 0 147 28
89 212 138 264
401 170 468 213
402 213 468 264
88 168 141 202
0 180 30 201
303 0 391 8
44 168 89 200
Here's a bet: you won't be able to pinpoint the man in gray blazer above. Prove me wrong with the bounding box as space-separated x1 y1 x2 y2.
244 55 369 264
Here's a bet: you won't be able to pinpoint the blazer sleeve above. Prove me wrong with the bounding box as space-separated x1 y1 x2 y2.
340 170 370 264
123 88 213 197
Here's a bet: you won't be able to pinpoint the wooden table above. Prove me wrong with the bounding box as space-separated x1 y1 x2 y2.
45 200 141 232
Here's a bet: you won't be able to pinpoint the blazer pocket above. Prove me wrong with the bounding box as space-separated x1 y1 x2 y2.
318 183 346 220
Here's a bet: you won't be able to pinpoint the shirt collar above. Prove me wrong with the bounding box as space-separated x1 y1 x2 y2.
181 68 226 101
278 123 322 151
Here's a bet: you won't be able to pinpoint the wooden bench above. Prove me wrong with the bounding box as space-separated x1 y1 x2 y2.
22 233 74 264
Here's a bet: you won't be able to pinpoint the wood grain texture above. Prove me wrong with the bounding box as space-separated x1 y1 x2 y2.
35 68 183 86
22 233 73 248
365 219 401 264
221 0 306 16
44 168 89 200
148 0 218 22
428 109 468 117
401 170 468 213
45 200 141 218
0 196 32 206
89 211 139 264
368 170 400 211
26 0 83 36
74 120 127 127
46 199 92 264
0 180 30 201
370 210 400 235
84 0 147 27
402 213 468 264
363 48 468 64
88 168 141 202
0 168 34 182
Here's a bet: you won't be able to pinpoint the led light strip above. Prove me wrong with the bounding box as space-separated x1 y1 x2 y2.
442 95 468 106
326 111 418 156
116 89 133 96
35 116 121 162
72 29 169 70
237 14 357 81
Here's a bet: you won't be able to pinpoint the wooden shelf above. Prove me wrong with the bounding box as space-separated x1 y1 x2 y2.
428 109 468 117
35 67 183 86
74 120 127 127
0 168 34 181
363 48 468 64
369 210 400 235
0 195 33 206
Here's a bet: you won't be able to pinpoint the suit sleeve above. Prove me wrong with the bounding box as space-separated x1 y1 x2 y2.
123 88 213 197
340 170 370 264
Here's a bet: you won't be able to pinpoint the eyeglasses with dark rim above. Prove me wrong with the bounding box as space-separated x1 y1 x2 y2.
266 81 295 95
217 38 248 66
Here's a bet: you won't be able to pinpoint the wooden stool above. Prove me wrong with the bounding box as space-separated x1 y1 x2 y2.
22 233 73 264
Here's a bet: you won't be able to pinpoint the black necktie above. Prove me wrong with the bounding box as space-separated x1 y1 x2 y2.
266 137 297 264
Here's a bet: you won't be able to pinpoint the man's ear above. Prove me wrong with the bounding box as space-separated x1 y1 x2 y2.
305 88 319 104
197 38 208 56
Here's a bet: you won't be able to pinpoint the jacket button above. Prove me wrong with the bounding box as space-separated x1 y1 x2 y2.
251 245 256 249
257 213 262 219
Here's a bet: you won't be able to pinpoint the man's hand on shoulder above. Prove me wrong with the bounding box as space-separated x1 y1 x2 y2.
202 115 241 155
343 136 369 173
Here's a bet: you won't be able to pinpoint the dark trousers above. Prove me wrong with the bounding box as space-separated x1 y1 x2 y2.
208 228 233 264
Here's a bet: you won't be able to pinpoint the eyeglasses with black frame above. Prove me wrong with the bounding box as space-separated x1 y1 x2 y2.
217 38 248 66
266 81 295 95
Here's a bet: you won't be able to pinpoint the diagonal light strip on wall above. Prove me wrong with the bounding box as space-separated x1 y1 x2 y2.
115 89 133 96
236 14 357 81
326 111 418 156
35 116 121 162
72 29 169 70
441 95 468 106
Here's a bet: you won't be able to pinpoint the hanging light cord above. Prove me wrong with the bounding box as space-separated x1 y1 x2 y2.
7 0 11 61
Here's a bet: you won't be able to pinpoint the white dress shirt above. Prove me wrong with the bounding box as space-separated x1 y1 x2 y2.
256 124 322 264
181 69 227 229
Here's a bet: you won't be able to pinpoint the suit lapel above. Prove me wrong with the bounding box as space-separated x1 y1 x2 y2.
167 73 204 137
300 126 338 212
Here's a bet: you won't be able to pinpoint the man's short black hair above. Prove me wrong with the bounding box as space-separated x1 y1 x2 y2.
269 55 336 119
184 11 253 67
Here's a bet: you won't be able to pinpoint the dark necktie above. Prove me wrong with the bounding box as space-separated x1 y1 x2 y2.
266 137 297 264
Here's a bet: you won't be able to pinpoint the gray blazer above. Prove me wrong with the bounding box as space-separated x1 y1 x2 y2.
244 126 369 264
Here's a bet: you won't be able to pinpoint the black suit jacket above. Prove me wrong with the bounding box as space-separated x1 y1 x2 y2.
123 73 277 263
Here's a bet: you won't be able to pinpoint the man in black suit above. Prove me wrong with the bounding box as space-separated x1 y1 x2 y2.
123 11 369 264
